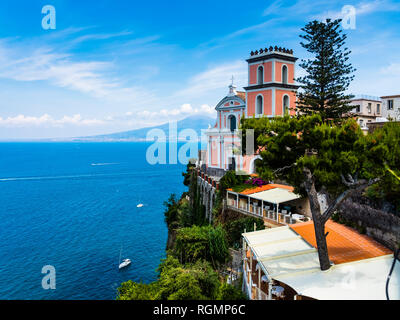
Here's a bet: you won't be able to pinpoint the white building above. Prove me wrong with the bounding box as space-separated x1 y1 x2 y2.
381 95 400 121
350 95 382 131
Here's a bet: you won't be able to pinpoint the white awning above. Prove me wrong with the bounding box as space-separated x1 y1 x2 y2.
243 226 400 300
275 255 400 300
243 227 321 278
249 188 301 204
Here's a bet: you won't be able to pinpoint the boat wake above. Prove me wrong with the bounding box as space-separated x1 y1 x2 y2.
0 172 129 182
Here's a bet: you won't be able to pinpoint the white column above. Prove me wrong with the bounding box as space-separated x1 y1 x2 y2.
249 250 253 292
236 193 239 208
272 59 275 82
221 137 226 169
268 280 272 300
276 203 279 222
261 200 264 217
272 88 276 117
220 136 223 169
217 136 221 168
207 136 211 166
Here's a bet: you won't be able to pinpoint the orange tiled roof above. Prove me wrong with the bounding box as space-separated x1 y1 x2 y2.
239 184 276 195
227 183 295 195
269 184 294 191
290 220 392 265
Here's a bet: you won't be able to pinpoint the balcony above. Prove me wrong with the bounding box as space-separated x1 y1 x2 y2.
225 198 309 225
243 255 301 300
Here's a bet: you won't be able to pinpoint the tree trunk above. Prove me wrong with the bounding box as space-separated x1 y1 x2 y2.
302 169 380 271
312 214 331 270
303 168 331 270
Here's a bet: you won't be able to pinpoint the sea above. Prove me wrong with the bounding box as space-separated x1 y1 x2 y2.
0 142 189 300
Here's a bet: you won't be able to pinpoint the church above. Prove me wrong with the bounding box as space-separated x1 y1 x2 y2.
203 46 299 175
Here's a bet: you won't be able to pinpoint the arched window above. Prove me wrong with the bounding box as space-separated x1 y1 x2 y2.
228 115 236 132
283 95 289 114
257 66 264 85
282 65 288 84
256 95 263 116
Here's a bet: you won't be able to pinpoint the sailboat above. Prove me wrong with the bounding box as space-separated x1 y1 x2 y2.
118 246 131 270
137 197 144 208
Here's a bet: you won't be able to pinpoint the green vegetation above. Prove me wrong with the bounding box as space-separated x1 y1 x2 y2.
218 170 250 194
242 114 369 196
174 225 230 267
163 171 206 230
117 256 245 300
224 217 265 249
296 19 356 121
360 122 400 212
182 160 196 187
241 113 400 269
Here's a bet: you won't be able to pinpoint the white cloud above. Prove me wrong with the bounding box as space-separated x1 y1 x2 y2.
135 103 216 121
174 60 247 99
70 31 133 46
380 63 400 75
0 38 157 106
314 0 400 21
0 114 104 128
263 0 285 16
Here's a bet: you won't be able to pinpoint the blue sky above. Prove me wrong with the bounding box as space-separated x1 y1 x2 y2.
0 0 400 139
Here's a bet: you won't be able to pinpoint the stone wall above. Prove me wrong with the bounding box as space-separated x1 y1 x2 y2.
338 198 400 250
197 176 217 223
200 164 226 178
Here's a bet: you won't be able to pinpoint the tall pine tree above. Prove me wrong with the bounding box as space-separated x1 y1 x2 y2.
296 19 356 121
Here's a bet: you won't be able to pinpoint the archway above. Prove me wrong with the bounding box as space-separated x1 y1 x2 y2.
283 95 290 114
256 95 263 116
249 156 262 174
228 115 236 132
257 66 264 85
282 65 288 84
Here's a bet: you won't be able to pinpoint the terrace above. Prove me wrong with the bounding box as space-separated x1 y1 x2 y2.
226 184 310 226
242 221 398 300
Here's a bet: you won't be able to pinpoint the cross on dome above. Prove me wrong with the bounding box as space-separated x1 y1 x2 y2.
228 75 237 96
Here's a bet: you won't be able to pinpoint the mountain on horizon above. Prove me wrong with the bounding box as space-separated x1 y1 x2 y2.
71 115 216 142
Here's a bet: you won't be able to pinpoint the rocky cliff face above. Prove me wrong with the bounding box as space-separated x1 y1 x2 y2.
166 227 177 251
338 197 400 250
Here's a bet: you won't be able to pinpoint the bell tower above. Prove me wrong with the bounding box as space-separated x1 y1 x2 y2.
244 46 299 118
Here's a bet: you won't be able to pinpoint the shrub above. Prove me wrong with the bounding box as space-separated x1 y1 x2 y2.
174 225 230 267
117 256 245 300
224 217 265 248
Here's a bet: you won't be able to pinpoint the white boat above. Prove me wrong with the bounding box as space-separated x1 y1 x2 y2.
119 258 131 269
118 247 131 270
137 203 144 208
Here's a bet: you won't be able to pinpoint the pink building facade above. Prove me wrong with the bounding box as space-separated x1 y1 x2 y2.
204 46 298 174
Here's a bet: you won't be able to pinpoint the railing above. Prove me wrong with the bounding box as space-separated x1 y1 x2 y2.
353 94 382 102
253 286 269 300
226 201 303 225
243 258 270 300
243 260 252 299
